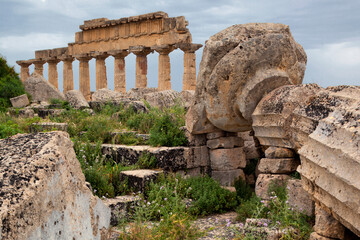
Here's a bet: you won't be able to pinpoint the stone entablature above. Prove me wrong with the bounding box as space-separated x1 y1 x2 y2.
16 12 202 100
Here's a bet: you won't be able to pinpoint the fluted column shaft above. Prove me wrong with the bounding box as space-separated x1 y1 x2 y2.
76 55 92 101
47 58 60 89
177 43 202 91
130 46 153 88
33 59 46 76
60 56 74 93
154 45 175 90
94 53 109 90
110 50 129 93
16 61 31 82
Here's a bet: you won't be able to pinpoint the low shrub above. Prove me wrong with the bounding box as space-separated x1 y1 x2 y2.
235 180 314 239
0 57 26 111
234 177 253 202
137 151 157 169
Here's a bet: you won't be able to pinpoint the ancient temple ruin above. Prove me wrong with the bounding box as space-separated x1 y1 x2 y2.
16 12 202 100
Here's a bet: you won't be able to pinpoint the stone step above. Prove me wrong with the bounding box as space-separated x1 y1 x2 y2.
119 169 163 193
110 131 150 142
101 144 208 172
29 122 68 133
102 195 140 226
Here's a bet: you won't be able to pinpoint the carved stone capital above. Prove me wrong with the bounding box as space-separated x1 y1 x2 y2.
176 43 203 53
108 49 129 58
129 46 153 56
152 44 176 55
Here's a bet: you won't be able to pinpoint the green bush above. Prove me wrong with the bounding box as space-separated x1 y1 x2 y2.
184 175 238 216
0 119 23 139
234 177 253 202
235 180 314 239
0 57 26 111
148 112 187 147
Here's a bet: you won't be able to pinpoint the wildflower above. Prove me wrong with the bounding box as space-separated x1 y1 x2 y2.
240 223 244 228
215 218 218 223
263 222 268 227
164 198 167 201
94 189 97 193
189 187 191 190
226 219 231 227
277 221 281 225
160 186 164 190
147 202 151 205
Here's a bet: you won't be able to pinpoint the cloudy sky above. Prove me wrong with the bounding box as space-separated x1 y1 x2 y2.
0 0 359 92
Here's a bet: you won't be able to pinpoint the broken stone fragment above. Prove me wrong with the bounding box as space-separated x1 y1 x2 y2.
187 23 306 134
264 146 295 158
10 94 29 108
0 131 110 239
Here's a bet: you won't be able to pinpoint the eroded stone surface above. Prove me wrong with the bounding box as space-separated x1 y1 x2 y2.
255 174 290 200
0 132 110 240
209 147 246 171
313 203 345 239
10 94 29 108
119 169 163 193
92 88 122 102
286 179 314 216
212 169 245 186
257 158 299 174
265 147 294 158
64 89 89 109
24 73 65 102
143 89 180 109
186 23 306 134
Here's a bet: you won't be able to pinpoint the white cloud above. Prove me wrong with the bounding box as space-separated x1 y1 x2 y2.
0 33 72 53
304 40 360 86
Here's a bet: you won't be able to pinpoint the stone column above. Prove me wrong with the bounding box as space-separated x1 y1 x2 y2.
177 43 202 91
75 54 92 101
16 60 32 82
46 58 61 89
92 52 109 90
129 46 153 88
59 56 74 93
109 50 129 93
33 59 46 76
153 45 175 90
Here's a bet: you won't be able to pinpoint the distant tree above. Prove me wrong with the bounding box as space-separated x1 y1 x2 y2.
0 55 26 111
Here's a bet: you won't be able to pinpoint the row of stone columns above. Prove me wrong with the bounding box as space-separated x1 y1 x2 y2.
17 43 202 100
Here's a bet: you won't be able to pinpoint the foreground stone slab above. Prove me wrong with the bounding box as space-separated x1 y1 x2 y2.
264 147 294 159
10 94 29 108
0 132 110 240
24 72 65 102
314 203 345 239
119 169 163 193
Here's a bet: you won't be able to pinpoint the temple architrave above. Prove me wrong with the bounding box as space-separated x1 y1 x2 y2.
16 12 202 100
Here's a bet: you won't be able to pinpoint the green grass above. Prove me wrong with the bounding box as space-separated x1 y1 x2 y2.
235 180 314 239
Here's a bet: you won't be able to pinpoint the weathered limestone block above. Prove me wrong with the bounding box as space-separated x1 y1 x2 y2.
210 147 246 171
119 169 163 193
64 90 89 109
143 89 180 109
257 158 299 174
183 128 206 147
207 137 244 149
29 122 68 133
10 94 29 108
238 131 262 160
24 73 65 102
297 87 360 237
0 132 110 240
179 90 195 110
206 131 225 140
92 88 122 102
126 87 158 100
103 195 139 226
37 109 65 118
184 146 209 168
255 174 290 199
286 179 314 216
314 203 345 239
309 232 335 240
264 147 294 158
186 23 306 134
212 169 245 186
